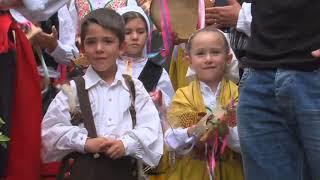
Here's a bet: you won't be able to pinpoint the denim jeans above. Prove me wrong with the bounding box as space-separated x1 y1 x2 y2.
237 68 320 180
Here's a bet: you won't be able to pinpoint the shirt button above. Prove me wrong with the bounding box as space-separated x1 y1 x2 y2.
108 118 112 121
108 98 112 102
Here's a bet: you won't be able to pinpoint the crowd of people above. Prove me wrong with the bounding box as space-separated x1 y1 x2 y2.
0 0 319 180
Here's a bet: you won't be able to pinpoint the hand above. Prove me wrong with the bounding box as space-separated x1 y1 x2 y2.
150 89 165 111
84 137 109 153
104 139 125 159
205 0 241 27
33 26 58 52
312 49 320 58
0 0 23 9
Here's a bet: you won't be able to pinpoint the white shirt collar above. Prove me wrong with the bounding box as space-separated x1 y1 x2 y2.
83 65 123 90
199 81 221 97
199 81 222 111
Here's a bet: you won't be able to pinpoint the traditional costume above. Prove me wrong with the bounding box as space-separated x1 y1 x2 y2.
116 6 174 106
0 11 42 180
42 65 163 179
165 78 244 180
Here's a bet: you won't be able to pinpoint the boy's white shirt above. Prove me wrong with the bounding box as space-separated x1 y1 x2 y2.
165 81 241 153
42 65 163 167
117 57 174 107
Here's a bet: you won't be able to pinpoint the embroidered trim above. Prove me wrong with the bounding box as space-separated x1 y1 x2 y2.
75 0 92 20
105 0 128 10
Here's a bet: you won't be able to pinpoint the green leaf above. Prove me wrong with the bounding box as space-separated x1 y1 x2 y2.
0 135 10 142
0 118 4 128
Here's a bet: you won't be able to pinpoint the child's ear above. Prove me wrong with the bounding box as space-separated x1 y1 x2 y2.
186 53 191 63
186 54 195 70
226 51 233 65
119 41 127 55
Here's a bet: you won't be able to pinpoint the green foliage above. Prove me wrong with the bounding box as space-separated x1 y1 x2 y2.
0 117 10 148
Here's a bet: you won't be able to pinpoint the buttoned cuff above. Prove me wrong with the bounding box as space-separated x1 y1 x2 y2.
120 134 141 156
165 128 190 150
72 133 88 153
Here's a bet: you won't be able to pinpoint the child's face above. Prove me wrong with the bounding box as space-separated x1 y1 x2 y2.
189 31 232 83
124 18 147 58
82 23 124 72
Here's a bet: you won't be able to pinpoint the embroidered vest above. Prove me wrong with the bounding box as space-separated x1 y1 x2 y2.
75 0 128 20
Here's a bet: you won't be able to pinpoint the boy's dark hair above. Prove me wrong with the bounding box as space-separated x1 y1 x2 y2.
122 11 148 32
80 8 125 45
186 26 230 55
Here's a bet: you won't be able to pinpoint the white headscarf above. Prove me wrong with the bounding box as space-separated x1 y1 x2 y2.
117 6 150 57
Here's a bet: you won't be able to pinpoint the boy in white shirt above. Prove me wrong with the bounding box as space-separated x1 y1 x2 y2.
42 8 163 180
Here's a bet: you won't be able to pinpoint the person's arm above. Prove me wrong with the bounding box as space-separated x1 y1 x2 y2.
165 127 193 151
119 79 163 167
41 81 88 163
49 5 79 65
156 69 175 107
205 0 241 27
236 2 252 36
14 0 69 21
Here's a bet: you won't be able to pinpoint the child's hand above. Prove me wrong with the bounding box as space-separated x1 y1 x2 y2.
84 137 109 153
104 139 125 159
150 89 165 112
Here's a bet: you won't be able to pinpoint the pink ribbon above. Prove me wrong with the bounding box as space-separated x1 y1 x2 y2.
159 0 173 58
198 0 206 29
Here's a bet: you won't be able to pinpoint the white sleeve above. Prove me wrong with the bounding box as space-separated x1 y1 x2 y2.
156 68 175 107
236 2 252 37
15 0 69 21
120 79 163 167
49 5 79 65
164 128 191 151
68 0 80 37
226 126 241 153
41 81 88 163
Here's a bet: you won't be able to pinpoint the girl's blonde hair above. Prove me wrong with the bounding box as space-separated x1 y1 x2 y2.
186 26 230 55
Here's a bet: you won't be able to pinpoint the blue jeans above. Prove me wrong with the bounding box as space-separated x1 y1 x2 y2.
237 68 320 180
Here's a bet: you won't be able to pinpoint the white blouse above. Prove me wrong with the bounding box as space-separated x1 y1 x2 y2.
117 57 174 107
42 65 163 167
165 81 241 153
